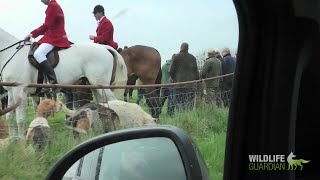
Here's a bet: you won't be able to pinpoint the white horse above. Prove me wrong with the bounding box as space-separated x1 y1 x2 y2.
0 28 128 138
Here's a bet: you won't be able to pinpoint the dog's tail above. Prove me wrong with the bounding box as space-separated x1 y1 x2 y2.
66 126 87 134
58 100 76 116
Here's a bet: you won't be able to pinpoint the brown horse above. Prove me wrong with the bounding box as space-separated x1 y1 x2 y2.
120 45 162 119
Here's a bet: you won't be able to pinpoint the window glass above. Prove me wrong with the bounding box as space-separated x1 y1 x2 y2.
98 137 187 180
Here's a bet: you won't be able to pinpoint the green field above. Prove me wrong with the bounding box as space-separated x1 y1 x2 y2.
0 95 228 180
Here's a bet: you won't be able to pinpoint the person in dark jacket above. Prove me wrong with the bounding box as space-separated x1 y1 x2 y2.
221 48 236 107
215 51 224 63
201 49 222 105
169 43 199 111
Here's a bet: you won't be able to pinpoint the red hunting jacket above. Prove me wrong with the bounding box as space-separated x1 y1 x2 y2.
94 16 118 49
31 0 70 48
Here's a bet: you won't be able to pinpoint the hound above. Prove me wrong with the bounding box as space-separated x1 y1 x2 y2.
59 100 158 136
25 99 61 149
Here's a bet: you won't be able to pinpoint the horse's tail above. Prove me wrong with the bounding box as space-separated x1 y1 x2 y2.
155 66 162 85
154 49 162 85
105 46 128 100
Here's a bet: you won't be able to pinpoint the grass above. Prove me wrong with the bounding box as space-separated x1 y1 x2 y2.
0 93 229 180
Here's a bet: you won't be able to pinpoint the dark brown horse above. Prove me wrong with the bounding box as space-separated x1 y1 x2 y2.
120 45 162 119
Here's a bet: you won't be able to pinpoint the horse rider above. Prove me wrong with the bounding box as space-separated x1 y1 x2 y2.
24 0 71 89
89 5 119 50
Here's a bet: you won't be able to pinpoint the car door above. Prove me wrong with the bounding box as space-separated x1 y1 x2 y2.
224 0 320 179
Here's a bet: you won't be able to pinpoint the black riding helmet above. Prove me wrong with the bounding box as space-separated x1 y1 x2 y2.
93 5 104 14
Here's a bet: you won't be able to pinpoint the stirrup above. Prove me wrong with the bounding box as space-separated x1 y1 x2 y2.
42 78 60 92
40 83 60 94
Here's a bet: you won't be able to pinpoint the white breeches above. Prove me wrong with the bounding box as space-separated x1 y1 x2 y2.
34 43 54 63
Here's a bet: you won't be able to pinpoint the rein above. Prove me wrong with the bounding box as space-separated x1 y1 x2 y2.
0 40 30 81
0 40 24 52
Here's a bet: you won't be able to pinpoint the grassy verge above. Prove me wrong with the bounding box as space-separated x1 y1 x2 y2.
0 96 228 180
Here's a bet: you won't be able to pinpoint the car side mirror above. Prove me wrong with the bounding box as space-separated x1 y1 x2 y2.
46 125 209 180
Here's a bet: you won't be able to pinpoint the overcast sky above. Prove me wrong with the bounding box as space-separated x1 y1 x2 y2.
0 0 239 65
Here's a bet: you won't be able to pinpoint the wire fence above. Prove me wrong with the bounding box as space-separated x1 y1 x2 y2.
0 74 233 180
0 74 234 146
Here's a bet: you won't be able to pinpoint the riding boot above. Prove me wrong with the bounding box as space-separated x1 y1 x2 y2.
38 60 58 93
39 60 58 84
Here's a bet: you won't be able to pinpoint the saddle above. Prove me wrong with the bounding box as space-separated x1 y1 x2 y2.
28 42 61 70
28 42 71 96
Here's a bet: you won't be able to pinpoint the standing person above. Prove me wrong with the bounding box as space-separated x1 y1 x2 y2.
215 51 225 98
215 51 224 63
161 54 176 118
24 0 70 89
89 5 118 49
170 42 199 111
221 47 236 107
201 49 222 106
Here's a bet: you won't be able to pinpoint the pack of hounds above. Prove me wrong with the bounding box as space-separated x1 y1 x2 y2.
0 95 158 149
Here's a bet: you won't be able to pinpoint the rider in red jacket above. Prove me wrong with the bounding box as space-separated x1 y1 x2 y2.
89 5 118 50
24 0 70 86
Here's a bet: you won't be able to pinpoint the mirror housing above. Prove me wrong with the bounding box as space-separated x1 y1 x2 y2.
46 125 209 180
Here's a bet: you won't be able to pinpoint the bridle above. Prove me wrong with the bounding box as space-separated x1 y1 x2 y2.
0 40 31 81
0 40 24 52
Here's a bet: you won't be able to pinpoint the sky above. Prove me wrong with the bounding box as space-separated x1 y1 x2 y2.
0 0 239 66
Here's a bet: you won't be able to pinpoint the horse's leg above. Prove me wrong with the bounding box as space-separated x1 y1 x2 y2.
72 90 79 109
6 90 16 137
91 89 116 103
54 93 57 101
142 78 162 118
32 95 40 111
63 90 74 125
129 88 133 99
1 96 8 110
14 89 27 138
45 93 52 100
76 89 93 107
74 78 93 108
124 88 128 102
0 87 8 109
